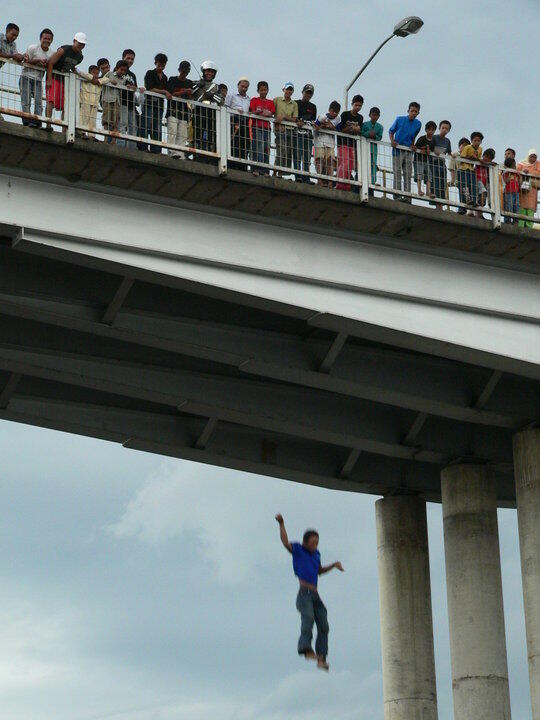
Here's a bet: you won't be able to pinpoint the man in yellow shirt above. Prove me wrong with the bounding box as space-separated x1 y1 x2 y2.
457 131 483 208
273 82 298 177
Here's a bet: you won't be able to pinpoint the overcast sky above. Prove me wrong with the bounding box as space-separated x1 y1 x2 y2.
1 1 537 719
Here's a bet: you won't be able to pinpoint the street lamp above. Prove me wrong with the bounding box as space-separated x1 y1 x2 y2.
343 16 423 109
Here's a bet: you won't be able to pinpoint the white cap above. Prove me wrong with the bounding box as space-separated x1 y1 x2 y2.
528 148 537 157
74 32 87 44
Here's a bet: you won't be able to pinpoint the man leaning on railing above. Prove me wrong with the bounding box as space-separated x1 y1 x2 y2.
45 32 88 132
19 28 54 128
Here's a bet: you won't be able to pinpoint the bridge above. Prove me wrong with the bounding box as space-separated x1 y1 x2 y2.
0 119 539 720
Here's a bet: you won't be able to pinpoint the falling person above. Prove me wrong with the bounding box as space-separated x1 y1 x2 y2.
275 513 344 671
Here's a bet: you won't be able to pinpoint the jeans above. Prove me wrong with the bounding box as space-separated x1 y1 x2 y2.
251 127 270 173
275 129 296 171
118 105 139 148
456 169 478 207
392 149 413 200
430 157 447 200
296 587 329 658
503 192 519 223
19 75 43 125
139 101 163 153
294 132 313 181
336 144 356 191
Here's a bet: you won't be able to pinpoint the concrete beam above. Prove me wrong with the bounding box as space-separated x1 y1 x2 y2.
513 428 540 718
441 464 512 720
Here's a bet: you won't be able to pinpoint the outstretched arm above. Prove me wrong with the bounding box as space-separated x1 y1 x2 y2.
275 513 292 553
319 561 344 575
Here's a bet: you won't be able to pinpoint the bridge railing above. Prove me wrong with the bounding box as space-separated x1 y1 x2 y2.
1 58 539 230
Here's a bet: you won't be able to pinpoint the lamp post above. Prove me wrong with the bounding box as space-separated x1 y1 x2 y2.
343 16 423 109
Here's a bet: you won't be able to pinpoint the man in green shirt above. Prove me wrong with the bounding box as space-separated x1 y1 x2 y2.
361 106 383 188
273 82 298 177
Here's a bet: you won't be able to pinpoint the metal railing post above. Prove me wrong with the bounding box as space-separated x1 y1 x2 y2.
489 164 501 229
65 72 78 144
217 106 228 174
358 136 370 202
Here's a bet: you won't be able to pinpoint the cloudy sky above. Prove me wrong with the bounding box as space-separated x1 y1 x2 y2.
1 1 537 719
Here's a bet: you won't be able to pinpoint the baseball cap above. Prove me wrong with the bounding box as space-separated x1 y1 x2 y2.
74 32 87 44
283 81 294 89
179 60 191 71
302 83 314 92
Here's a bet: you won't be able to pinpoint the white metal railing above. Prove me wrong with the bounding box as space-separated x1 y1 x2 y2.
1 58 539 229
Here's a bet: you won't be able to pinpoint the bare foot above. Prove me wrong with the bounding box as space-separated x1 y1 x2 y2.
317 656 329 671
304 649 317 661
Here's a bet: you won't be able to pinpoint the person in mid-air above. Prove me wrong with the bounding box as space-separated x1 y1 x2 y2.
275 513 344 671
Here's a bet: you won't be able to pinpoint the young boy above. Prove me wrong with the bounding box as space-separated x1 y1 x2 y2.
313 101 340 186
218 83 228 101
275 513 344 671
249 80 275 175
430 120 452 209
457 131 483 211
414 120 436 197
502 156 520 223
361 107 383 189
78 64 102 139
100 59 129 143
475 147 495 217
20 28 54 127
388 102 421 202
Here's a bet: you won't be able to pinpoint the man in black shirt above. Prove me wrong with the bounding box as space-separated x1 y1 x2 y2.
139 53 170 154
117 48 140 149
166 60 194 159
294 83 317 183
336 94 363 191
45 32 87 131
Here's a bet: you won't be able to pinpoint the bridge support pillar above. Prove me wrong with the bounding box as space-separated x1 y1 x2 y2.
441 464 511 720
376 495 438 720
513 428 540 718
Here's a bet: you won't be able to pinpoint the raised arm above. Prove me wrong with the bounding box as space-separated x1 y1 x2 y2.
46 47 64 87
275 513 292 553
318 561 344 575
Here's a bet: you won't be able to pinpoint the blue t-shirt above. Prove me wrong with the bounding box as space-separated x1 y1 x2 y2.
291 542 321 586
389 115 421 154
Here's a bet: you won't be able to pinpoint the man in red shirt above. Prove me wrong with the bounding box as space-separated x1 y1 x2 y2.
249 81 275 175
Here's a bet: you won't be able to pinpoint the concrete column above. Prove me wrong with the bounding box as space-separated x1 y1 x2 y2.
376 495 438 720
441 464 511 720
513 428 540 719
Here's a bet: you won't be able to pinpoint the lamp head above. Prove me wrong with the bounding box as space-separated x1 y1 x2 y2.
393 16 424 37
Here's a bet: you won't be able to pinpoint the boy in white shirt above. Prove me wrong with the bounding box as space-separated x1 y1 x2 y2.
20 28 54 127
313 101 340 186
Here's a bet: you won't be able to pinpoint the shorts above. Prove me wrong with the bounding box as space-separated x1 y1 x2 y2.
315 147 334 160
102 101 120 130
46 78 65 111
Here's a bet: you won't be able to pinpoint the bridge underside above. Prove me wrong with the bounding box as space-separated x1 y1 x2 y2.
0 239 537 506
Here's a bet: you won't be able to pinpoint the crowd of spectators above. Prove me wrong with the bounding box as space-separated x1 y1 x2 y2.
1 23 539 227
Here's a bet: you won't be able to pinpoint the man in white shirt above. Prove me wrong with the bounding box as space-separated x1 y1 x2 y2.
20 28 54 127
225 77 250 170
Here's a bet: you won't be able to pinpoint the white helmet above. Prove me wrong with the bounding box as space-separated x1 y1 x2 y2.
200 60 218 74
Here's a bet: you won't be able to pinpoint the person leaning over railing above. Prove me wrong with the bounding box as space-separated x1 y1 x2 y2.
294 83 317 184
388 102 421 203
19 28 54 128
361 107 383 194
273 82 298 177
249 80 275 176
165 60 194 160
77 64 107 140
225 77 251 171
100 60 129 144
45 32 88 132
313 101 340 187
517 149 540 228
139 53 169 154
456 131 483 211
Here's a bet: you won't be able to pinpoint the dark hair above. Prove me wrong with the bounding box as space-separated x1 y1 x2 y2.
303 529 319 545
505 147 516 156
352 94 363 104
88 64 98 72
6 23 19 33
458 136 470 146
425 121 437 131
483 148 495 160
218 83 228 91
329 100 341 112
408 101 420 110
122 48 135 58
154 53 168 64
504 157 516 168
471 131 484 141
114 60 129 71
369 106 380 115
439 119 451 129
97 58 109 67
40 28 54 39
257 80 269 91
